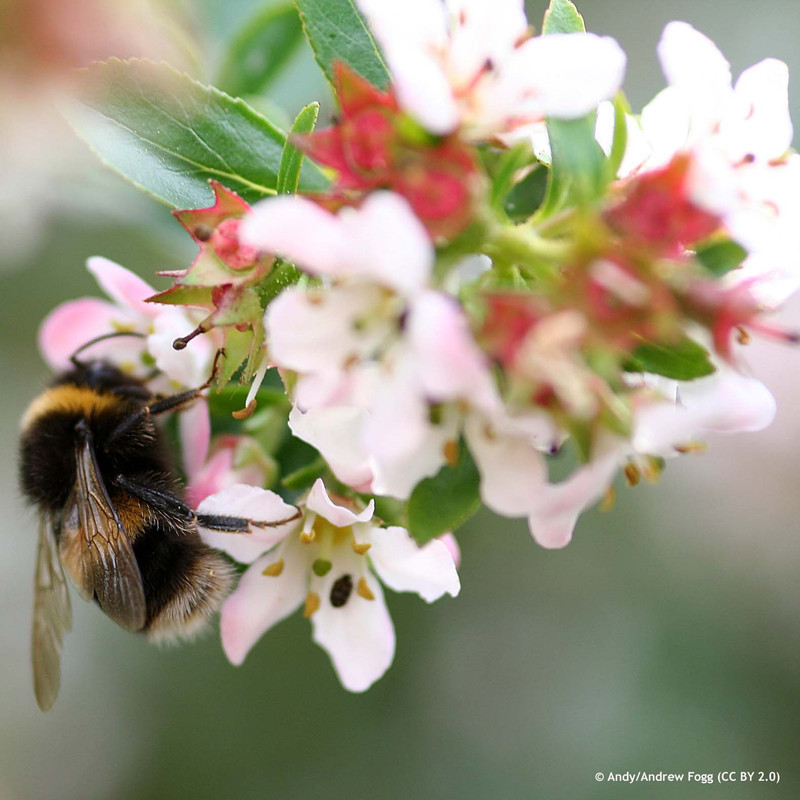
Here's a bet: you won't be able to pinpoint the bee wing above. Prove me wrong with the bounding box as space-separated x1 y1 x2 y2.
59 432 147 632
32 512 72 712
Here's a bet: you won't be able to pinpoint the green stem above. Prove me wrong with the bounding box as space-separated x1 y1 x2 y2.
484 224 571 280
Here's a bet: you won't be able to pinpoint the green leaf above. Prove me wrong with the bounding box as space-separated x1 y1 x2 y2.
217 3 305 98
407 442 482 545
537 2 608 214
257 259 303 308
626 336 716 381
543 0 585 34
695 239 748 277
504 166 549 223
489 142 535 213
295 0 389 89
277 102 321 195
606 92 630 181
65 58 327 209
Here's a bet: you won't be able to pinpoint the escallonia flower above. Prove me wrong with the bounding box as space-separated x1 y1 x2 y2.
197 479 460 692
243 190 499 498
147 181 275 395
39 255 218 388
355 0 627 141
638 22 796 258
295 62 483 240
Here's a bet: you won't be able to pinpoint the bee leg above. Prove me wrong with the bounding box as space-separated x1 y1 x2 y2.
113 475 196 524
105 350 226 447
114 475 301 533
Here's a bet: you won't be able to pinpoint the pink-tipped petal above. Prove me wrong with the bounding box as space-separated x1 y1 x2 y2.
367 525 460 602
241 196 348 275
220 541 306 665
180 398 210 481
197 484 299 562
87 256 158 318
345 192 434 295
526 450 621 549
38 297 140 370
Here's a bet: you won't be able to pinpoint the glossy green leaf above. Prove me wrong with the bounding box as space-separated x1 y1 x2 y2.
542 0 585 34
217 3 304 98
277 101 321 195
407 442 482 545
66 58 327 209
626 337 716 381
695 239 748 277
538 0 607 214
295 0 389 89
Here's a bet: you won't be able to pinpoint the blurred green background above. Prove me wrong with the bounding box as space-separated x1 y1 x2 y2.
2 1 800 798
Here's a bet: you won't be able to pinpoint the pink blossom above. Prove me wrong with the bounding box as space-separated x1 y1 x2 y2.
197 480 459 691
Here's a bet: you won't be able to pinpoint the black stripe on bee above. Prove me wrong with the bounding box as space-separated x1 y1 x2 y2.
329 574 353 608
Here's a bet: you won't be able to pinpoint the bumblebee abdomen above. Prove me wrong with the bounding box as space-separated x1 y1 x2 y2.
133 522 232 643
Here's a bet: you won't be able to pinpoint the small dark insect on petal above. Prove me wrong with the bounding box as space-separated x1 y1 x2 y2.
330 574 354 608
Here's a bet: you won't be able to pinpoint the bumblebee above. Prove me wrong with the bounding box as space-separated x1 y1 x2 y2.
18 351 296 710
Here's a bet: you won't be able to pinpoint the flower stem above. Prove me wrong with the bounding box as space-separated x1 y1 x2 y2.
484 224 571 280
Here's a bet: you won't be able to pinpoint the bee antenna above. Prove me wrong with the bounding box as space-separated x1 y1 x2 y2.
70 332 146 367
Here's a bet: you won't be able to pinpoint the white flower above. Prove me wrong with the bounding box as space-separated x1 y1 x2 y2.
465 362 776 549
39 256 217 387
198 480 460 692
355 0 626 139
641 23 796 258
245 191 499 499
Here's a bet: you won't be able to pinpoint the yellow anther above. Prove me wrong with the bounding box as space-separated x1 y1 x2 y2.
624 463 640 487
352 541 371 555
674 441 708 455
600 486 616 512
736 325 752 345
443 440 459 466
641 457 663 483
261 559 284 577
357 577 375 601
303 592 321 618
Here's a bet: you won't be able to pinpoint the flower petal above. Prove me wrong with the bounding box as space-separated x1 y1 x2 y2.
407 291 497 409
633 369 776 455
241 195 348 274
657 21 731 130
464 412 548 516
87 256 158 318
180 397 210 481
526 448 621 549
220 540 306 665
343 192 434 295
38 297 140 370
306 479 375 527
367 525 460 602
725 58 793 162
288 406 374 490
266 284 390 374
311 570 395 692
197 484 299 563
512 33 627 120
437 533 462 568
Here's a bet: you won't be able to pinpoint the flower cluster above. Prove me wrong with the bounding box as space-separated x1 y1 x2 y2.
42 0 799 690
